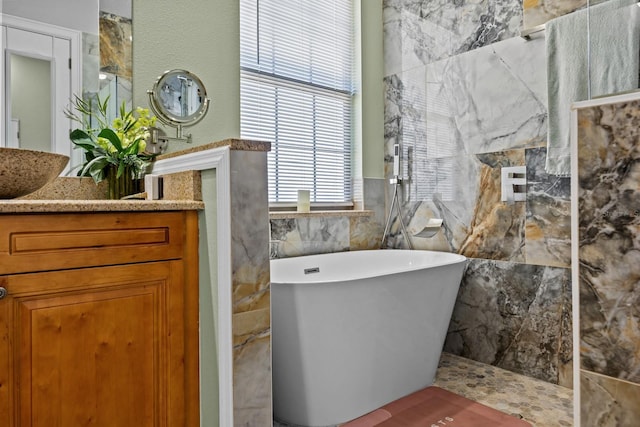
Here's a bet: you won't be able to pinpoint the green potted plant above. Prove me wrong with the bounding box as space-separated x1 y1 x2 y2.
66 95 157 199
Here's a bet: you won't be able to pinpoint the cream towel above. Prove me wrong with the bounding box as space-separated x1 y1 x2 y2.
546 0 640 176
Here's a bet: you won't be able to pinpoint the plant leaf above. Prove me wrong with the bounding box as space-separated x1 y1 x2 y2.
69 129 100 152
98 128 124 152
122 118 136 134
79 155 109 182
116 161 125 178
100 95 110 116
70 128 92 141
74 142 100 153
123 138 141 156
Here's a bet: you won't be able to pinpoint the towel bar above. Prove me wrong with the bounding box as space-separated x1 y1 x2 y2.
521 24 545 40
522 1 640 40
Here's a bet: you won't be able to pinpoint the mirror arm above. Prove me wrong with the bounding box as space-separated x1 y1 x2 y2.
158 131 193 145
148 126 191 151
175 124 190 142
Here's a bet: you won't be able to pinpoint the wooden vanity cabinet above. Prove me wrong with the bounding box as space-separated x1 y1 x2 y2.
0 211 199 427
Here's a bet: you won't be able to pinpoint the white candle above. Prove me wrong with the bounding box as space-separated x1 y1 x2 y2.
297 190 310 213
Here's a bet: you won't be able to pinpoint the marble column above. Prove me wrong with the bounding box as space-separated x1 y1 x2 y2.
229 148 272 426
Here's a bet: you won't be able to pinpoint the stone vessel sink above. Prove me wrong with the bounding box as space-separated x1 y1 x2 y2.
0 147 70 199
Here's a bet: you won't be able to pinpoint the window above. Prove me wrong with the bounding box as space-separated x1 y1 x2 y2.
240 0 355 204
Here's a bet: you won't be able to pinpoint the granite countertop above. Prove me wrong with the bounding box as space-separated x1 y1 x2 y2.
156 138 271 161
0 170 204 213
0 199 204 214
0 138 269 214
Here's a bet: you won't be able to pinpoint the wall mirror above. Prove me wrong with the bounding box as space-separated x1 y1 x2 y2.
147 69 210 144
1 15 81 172
1 0 131 172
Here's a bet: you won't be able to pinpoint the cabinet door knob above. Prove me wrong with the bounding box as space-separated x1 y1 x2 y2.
0 287 6 299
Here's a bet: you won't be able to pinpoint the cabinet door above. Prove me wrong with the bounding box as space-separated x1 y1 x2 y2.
0 260 187 427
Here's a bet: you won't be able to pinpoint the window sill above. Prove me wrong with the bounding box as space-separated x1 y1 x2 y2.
269 209 374 220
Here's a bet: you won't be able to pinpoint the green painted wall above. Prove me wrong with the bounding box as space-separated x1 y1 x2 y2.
360 0 385 179
132 0 240 151
134 0 383 171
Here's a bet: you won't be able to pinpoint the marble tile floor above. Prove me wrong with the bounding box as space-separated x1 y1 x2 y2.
274 352 573 427
434 353 573 427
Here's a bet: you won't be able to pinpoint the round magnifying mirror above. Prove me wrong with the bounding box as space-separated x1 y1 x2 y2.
147 69 210 128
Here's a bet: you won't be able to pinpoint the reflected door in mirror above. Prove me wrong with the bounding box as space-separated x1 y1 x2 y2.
9 53 51 152
1 21 72 164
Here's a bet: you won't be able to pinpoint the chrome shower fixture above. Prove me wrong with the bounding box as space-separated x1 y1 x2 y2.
393 142 401 179
381 143 444 247
382 144 413 249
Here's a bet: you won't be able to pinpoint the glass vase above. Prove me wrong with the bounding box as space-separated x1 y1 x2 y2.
105 165 139 200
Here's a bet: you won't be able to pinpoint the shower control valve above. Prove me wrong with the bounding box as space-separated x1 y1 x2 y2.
501 166 527 203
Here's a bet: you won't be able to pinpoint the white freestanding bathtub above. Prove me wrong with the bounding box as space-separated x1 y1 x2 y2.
270 249 467 427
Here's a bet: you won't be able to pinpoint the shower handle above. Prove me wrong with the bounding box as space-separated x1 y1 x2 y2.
393 144 400 178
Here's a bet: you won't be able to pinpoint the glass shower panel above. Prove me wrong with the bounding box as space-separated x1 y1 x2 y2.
97 73 133 125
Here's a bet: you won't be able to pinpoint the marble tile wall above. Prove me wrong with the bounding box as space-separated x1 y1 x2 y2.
99 12 132 80
230 150 272 425
382 0 522 76
444 258 573 385
577 99 640 425
269 178 385 258
381 0 574 387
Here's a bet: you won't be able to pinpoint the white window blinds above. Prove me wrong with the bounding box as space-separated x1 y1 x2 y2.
240 0 355 203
